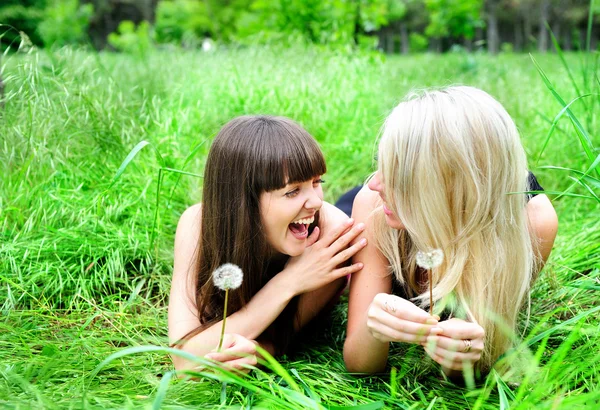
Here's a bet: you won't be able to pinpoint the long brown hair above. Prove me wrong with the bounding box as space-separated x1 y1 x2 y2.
189 115 326 353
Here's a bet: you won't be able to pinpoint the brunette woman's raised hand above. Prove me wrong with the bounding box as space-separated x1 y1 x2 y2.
283 218 367 295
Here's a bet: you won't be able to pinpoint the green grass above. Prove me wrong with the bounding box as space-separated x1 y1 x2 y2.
1 44 599 409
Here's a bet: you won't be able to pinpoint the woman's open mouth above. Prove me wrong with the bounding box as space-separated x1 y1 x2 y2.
288 216 315 240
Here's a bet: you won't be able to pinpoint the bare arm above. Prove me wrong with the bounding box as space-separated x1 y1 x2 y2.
168 202 366 371
343 187 393 373
168 205 297 370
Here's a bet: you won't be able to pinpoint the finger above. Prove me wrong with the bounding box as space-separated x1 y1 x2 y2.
218 357 258 374
374 294 437 324
436 321 485 340
205 348 254 363
332 262 364 279
306 226 320 247
331 237 368 265
424 347 466 370
425 337 483 363
329 223 366 254
368 320 427 344
320 218 355 247
371 309 435 339
426 335 484 354
214 333 236 351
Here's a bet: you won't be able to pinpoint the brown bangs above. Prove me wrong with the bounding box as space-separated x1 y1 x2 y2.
251 116 326 192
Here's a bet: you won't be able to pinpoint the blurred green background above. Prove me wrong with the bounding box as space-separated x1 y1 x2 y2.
2 0 599 53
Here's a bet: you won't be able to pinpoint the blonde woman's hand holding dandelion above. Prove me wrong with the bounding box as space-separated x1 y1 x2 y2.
366 293 439 344
424 318 485 371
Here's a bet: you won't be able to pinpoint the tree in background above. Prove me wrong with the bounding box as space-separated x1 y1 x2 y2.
82 0 158 49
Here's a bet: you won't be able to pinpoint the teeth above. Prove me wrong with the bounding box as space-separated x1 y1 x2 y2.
292 216 315 225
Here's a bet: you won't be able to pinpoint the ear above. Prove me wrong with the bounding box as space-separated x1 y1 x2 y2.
306 226 320 247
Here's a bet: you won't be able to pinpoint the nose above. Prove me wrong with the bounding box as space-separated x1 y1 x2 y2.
305 186 323 210
368 171 384 193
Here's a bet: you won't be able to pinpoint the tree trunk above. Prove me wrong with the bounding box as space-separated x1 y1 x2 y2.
551 19 561 52
487 0 500 54
538 0 550 52
400 22 409 54
386 29 395 54
514 18 523 51
524 13 532 50
84 0 159 49
564 27 572 51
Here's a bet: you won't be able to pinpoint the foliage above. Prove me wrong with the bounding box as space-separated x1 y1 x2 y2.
424 0 483 40
38 0 94 47
154 0 211 45
0 0 45 48
107 20 152 55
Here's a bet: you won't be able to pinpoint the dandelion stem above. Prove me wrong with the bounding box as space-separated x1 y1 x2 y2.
429 269 433 316
217 289 229 352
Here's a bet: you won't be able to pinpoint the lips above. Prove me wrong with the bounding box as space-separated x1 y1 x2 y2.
382 203 393 216
288 214 315 240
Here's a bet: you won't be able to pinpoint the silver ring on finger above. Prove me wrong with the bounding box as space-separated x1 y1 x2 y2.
383 298 397 313
462 339 472 353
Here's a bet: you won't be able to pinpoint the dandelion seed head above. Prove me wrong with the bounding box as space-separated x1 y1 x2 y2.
212 263 243 290
416 249 444 270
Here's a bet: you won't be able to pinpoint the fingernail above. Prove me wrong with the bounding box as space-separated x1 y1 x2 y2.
360 238 367 245
356 263 364 268
434 315 441 321
425 318 438 325
356 223 365 230
346 218 354 225
430 327 443 334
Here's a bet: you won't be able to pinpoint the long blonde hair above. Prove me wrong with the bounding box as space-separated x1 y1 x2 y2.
373 86 536 371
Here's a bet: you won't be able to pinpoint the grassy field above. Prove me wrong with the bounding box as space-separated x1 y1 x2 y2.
1 44 599 409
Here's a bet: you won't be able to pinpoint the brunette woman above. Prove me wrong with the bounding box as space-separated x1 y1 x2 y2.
169 115 367 372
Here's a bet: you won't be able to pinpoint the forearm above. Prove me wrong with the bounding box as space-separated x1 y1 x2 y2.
173 274 295 370
344 318 390 373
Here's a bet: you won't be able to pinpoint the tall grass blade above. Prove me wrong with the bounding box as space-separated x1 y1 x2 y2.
530 55 598 176
152 370 175 410
545 22 585 107
535 93 594 164
109 140 150 188
526 305 600 347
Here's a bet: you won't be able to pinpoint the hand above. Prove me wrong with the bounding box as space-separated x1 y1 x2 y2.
204 334 258 374
423 318 485 371
367 293 439 344
283 218 367 295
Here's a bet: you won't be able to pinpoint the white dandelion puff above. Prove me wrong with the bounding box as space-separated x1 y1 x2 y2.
416 249 444 270
416 249 444 316
212 263 243 290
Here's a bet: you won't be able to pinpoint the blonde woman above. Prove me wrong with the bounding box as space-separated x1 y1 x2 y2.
343 86 558 378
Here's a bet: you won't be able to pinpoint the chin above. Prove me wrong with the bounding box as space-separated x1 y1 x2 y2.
384 214 404 230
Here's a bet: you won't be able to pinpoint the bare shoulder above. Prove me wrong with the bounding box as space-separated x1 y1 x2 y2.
173 203 202 280
353 185 380 215
526 194 558 263
318 201 349 232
